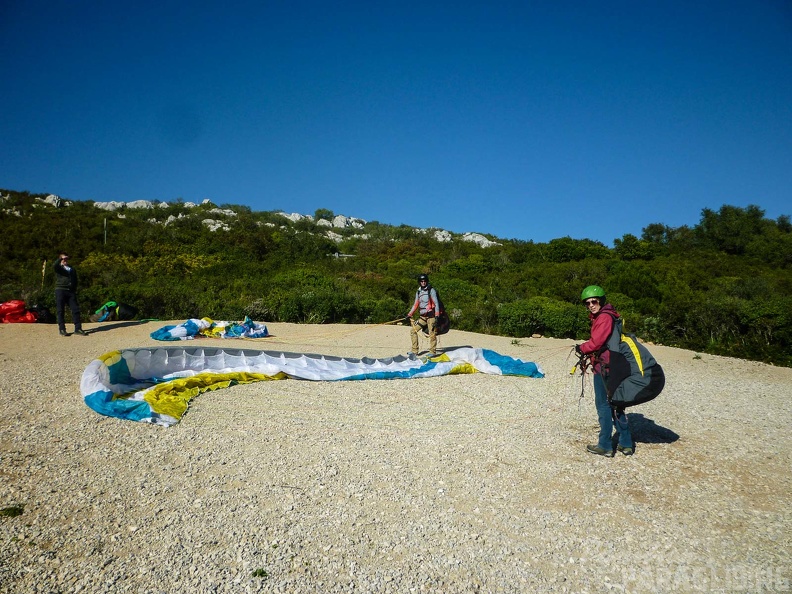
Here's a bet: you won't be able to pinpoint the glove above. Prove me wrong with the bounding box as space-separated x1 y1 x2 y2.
574 344 583 356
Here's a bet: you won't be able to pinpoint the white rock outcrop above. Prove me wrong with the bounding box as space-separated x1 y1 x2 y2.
332 214 366 229
94 200 159 210
94 199 214 211
36 194 64 207
415 228 453 242
127 200 157 209
33 198 505 246
208 208 237 218
202 219 230 232
462 232 501 248
277 212 314 223
93 201 126 211
325 231 344 243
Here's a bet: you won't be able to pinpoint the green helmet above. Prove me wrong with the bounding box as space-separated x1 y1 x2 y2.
581 285 606 302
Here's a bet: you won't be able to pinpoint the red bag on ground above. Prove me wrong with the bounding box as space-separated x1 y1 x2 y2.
0 300 39 323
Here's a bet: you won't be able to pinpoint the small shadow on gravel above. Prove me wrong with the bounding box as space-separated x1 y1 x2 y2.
629 413 680 444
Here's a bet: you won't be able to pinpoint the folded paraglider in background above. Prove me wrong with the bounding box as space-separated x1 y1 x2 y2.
150 317 270 341
89 301 139 322
81 346 545 426
0 300 49 323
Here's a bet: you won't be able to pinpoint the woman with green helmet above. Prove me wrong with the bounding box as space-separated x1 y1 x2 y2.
576 285 634 457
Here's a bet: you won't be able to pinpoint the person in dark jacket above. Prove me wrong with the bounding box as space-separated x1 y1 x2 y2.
54 252 88 336
576 285 632 457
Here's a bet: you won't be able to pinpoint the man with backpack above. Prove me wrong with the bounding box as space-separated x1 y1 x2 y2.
407 274 440 355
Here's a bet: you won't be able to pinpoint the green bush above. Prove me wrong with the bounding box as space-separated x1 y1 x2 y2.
362 297 404 324
498 296 587 338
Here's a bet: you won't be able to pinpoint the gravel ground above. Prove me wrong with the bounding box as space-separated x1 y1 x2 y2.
1 321 790 593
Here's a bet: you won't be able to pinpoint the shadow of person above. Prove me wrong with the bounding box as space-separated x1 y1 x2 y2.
628 413 680 444
86 320 152 334
436 345 473 353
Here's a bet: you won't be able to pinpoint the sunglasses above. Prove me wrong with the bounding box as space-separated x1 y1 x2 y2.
584 299 600 306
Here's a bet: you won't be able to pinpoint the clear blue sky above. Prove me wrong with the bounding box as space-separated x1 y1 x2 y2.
2 1 790 245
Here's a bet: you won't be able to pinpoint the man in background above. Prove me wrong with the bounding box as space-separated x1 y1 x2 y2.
407 273 440 355
53 252 88 336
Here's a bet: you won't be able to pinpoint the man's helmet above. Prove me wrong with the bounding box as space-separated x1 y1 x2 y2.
580 285 606 302
419 274 429 283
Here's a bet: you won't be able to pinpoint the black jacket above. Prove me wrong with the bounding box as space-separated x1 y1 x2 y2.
54 261 78 292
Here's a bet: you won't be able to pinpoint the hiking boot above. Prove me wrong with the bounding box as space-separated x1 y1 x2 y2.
586 444 614 457
617 445 634 456
74 329 89 336
59 329 69 336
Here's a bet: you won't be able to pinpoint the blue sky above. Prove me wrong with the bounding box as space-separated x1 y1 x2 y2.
2 1 790 245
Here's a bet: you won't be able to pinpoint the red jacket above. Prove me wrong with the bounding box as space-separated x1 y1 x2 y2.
579 304 619 374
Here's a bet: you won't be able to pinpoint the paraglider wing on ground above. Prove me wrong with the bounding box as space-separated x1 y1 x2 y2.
81 346 544 426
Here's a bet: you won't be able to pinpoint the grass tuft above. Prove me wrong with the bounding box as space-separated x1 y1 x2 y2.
0 505 25 518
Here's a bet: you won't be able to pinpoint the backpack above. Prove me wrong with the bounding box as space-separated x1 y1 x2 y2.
601 313 664 408
29 304 55 324
422 286 450 336
90 301 139 322
116 303 139 321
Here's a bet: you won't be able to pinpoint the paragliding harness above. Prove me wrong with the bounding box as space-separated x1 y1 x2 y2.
571 312 665 408
90 301 139 323
421 286 450 336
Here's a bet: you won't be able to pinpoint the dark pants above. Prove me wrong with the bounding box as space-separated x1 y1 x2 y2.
55 289 82 332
